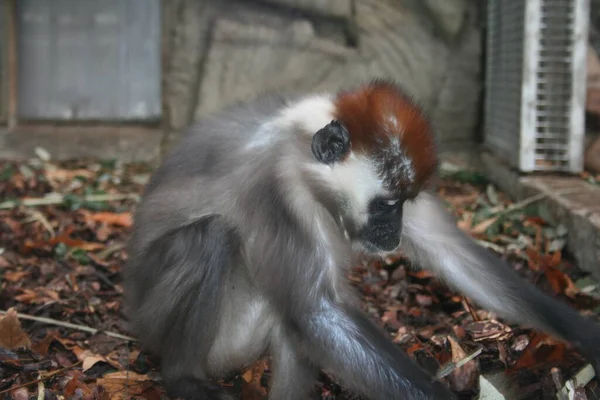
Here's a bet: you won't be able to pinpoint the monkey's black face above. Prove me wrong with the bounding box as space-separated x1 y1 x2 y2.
358 197 404 252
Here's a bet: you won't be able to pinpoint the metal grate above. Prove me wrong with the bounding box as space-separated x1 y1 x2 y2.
16 0 162 121
484 0 589 173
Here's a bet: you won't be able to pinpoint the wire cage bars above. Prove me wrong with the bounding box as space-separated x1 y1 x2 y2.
484 0 589 173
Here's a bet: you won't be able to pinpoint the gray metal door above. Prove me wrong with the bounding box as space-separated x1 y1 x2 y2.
17 0 161 121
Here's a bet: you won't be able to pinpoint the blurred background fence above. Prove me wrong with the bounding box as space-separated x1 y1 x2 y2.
0 0 599 177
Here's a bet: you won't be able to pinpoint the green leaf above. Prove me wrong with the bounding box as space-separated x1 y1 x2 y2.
522 201 555 224
445 170 489 186
62 194 83 211
82 200 110 211
0 164 15 182
575 276 595 288
70 248 90 265
74 175 89 182
520 224 538 236
555 224 568 237
486 185 499 206
484 217 504 239
18 165 34 179
536 202 554 224
54 243 69 259
548 238 566 252
472 207 495 225
99 159 117 169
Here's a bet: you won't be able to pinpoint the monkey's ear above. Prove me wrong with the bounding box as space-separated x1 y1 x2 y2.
311 120 351 165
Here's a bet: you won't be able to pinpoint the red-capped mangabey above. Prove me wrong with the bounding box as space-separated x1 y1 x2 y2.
124 80 600 400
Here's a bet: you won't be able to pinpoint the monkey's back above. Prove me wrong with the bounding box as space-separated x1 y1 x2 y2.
129 93 298 255
122 91 318 367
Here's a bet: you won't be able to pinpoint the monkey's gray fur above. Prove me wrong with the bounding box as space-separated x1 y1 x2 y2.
124 86 600 400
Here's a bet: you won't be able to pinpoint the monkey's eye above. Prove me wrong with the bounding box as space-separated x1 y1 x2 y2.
379 199 399 207
371 198 401 214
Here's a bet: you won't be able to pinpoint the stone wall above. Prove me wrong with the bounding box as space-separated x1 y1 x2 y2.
160 0 485 158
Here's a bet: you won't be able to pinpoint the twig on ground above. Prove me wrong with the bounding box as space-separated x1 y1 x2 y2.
411 334 442 368
475 239 506 254
0 310 135 342
0 361 83 395
36 380 45 400
461 296 480 322
97 242 126 260
491 188 584 220
22 209 55 236
435 346 483 379
0 193 140 210
551 368 567 400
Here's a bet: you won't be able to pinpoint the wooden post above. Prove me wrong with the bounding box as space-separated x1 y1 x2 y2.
7 0 17 130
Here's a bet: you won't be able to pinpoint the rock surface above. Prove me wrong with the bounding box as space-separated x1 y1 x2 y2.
263 0 353 19
160 0 484 156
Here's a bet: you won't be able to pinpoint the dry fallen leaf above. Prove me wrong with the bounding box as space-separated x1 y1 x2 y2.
71 347 122 372
510 333 566 371
457 213 474 233
63 374 96 398
241 359 269 400
9 387 30 400
407 270 434 279
2 270 31 282
83 211 133 228
381 307 403 330
0 255 11 268
96 371 154 399
469 216 499 235
464 320 512 342
545 267 580 298
14 288 60 305
0 308 31 350
22 227 105 253
31 331 63 356
443 192 480 208
446 336 478 392
44 167 95 185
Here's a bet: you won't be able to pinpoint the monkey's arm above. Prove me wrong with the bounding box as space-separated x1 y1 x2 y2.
402 191 600 369
297 300 456 399
256 245 456 399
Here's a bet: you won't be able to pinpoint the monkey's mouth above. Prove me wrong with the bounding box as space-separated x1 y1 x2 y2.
352 240 403 263
359 224 402 253
361 239 399 253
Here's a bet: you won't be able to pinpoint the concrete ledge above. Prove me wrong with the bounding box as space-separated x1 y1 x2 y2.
480 151 522 199
0 125 163 163
519 176 600 279
481 151 600 279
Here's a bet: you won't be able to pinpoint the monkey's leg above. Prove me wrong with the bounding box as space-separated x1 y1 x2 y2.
126 215 241 400
403 192 600 371
268 325 319 400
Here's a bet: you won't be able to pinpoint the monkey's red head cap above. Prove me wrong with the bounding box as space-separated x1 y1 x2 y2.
333 80 438 198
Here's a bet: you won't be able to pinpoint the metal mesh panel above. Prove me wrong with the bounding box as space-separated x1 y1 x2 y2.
484 1 525 169
484 0 588 173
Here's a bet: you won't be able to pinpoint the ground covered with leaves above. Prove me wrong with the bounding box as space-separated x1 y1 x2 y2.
1 156 600 400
